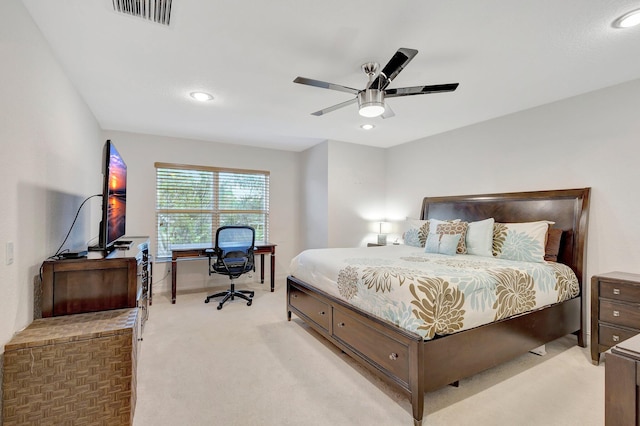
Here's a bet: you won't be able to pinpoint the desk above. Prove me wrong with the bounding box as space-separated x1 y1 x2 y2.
171 243 276 304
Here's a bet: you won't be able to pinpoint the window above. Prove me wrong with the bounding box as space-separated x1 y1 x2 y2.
155 163 269 258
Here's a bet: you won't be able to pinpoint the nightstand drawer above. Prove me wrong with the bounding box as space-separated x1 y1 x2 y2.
591 272 640 365
599 324 639 347
600 300 640 329
600 280 640 303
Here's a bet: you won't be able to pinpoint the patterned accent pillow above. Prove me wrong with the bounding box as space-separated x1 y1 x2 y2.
492 221 551 263
403 218 461 248
403 219 430 247
424 233 461 256
436 222 469 254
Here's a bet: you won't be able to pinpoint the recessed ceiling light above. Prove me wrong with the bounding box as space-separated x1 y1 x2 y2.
613 9 640 28
360 124 375 130
190 91 213 101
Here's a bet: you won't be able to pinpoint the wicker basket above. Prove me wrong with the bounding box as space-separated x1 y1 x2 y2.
2 309 138 425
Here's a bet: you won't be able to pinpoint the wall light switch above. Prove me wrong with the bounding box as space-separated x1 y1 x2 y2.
6 241 14 265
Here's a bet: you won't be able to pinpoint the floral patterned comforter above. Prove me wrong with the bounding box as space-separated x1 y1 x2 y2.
288 245 579 341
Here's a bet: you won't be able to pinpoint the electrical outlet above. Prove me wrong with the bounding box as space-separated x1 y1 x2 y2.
6 241 14 265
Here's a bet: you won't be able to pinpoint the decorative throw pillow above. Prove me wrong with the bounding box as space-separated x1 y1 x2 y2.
403 218 430 247
492 221 551 263
465 218 495 257
544 228 563 262
436 222 469 254
425 233 461 256
403 218 460 247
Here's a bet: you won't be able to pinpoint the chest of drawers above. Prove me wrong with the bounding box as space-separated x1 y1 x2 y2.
591 271 640 365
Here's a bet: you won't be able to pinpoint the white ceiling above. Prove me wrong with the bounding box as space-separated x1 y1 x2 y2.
21 0 640 152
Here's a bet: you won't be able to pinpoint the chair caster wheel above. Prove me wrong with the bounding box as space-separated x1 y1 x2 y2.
247 300 252 306
204 299 210 303
217 304 223 310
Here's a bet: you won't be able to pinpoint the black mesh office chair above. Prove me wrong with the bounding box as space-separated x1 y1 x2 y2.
205 225 255 310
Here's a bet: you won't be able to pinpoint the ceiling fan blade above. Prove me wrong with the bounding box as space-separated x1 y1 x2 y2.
310 97 358 116
385 83 459 98
381 103 395 119
294 77 360 95
368 48 419 90
382 48 419 82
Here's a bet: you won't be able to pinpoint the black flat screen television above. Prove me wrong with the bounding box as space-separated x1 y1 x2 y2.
98 140 127 251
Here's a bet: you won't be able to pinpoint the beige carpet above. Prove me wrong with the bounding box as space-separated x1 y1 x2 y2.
134 278 605 426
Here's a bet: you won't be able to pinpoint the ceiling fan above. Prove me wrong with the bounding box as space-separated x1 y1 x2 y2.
293 48 459 119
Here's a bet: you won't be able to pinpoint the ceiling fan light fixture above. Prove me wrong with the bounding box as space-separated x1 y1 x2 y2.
358 90 385 118
613 9 640 28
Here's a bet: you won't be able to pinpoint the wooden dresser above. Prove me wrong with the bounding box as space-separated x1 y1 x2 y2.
605 333 640 425
591 271 640 365
2 309 139 426
40 236 150 334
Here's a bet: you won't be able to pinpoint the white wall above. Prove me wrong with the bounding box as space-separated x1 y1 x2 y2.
102 130 301 296
299 140 387 249
386 78 640 284
327 140 386 248
300 141 329 249
0 0 102 348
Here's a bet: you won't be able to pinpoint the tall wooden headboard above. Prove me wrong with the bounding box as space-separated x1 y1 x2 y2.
420 188 590 286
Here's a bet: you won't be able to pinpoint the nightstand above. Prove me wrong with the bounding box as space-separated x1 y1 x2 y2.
605 333 640 425
591 271 640 365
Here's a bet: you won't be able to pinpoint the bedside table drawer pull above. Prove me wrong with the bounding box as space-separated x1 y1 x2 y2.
613 288 620 295
613 335 620 342
319 311 325 316
338 322 345 328
613 310 620 317
389 352 398 361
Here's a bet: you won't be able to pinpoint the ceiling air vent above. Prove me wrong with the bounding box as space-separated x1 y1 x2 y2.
112 0 172 26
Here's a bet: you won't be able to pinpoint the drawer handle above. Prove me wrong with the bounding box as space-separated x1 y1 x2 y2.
613 335 620 342
389 352 398 361
293 294 298 299
613 288 620 295
338 322 345 328
319 311 325 316
613 310 620 317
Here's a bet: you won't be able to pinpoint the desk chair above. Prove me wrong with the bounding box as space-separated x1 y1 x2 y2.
205 225 255 310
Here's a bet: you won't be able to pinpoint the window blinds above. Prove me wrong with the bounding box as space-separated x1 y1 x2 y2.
155 163 269 258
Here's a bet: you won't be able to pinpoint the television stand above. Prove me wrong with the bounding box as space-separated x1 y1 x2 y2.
40 237 150 332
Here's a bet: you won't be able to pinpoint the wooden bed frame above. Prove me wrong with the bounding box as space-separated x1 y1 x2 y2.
287 188 590 426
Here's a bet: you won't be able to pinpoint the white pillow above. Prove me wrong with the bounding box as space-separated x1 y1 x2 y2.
466 218 495 257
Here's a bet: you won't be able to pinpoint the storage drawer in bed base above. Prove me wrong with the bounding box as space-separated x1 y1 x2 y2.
287 276 422 394
288 284 330 332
